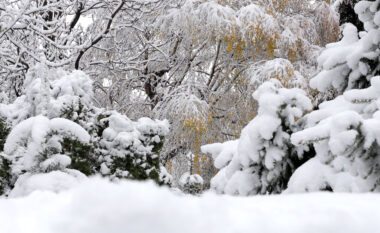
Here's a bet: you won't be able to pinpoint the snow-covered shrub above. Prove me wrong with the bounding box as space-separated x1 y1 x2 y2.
0 113 11 195
0 156 11 195
289 76 380 192
0 115 92 195
0 64 172 196
202 79 313 195
311 0 380 94
179 172 204 194
96 112 170 184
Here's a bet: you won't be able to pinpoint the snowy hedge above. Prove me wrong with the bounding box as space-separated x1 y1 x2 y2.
0 64 172 196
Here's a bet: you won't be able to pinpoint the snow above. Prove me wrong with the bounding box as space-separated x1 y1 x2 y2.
286 158 370 193
0 177 380 233
9 170 87 198
201 140 238 169
40 155 72 172
50 118 90 143
136 117 170 136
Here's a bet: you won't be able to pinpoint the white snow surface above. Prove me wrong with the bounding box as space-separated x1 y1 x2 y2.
9 170 87 198
0 177 379 233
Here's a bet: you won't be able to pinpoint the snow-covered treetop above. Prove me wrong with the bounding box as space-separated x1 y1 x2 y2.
0 64 93 126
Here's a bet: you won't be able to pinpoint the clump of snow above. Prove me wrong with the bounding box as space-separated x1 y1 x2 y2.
9 170 86 198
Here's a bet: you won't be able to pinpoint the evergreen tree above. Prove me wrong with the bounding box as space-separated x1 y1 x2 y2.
202 79 312 195
289 0 380 192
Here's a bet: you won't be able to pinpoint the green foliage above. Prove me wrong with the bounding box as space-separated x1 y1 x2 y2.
94 113 166 184
0 117 10 152
62 138 94 176
110 155 160 181
0 157 11 196
37 132 94 176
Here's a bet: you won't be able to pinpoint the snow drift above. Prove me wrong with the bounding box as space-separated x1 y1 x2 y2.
0 177 379 233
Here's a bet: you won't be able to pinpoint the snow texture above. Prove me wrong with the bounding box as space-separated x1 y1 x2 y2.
0 177 379 233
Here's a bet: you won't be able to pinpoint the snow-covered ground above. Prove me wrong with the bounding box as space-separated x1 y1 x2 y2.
0 177 379 233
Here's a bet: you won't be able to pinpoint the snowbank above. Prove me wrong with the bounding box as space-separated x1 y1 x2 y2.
0 177 379 233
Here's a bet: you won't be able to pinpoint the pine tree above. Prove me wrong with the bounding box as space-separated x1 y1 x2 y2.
202 79 312 195
288 0 380 192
